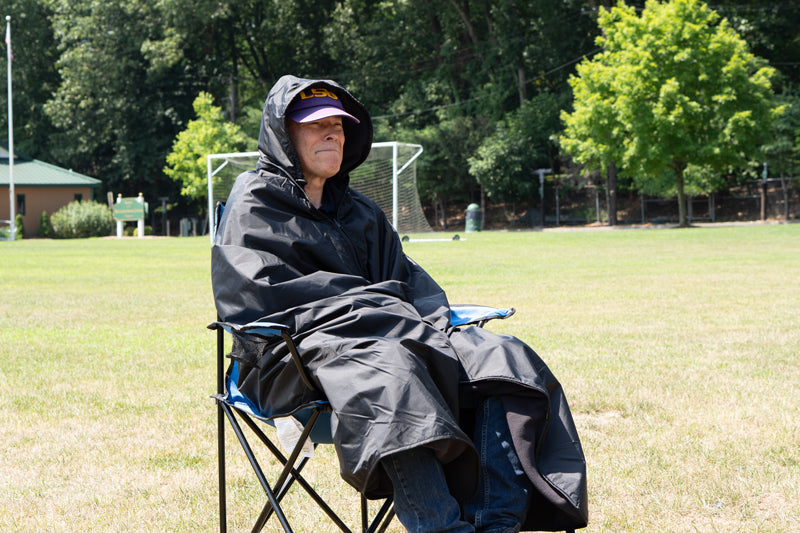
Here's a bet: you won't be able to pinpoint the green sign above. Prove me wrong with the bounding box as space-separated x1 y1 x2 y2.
113 198 145 221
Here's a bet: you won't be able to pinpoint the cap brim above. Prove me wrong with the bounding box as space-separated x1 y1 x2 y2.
289 106 360 124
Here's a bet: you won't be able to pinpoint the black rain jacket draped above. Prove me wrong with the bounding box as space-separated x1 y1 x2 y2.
211 75 588 531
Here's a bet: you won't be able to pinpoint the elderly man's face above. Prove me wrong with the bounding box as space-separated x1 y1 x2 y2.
288 117 345 182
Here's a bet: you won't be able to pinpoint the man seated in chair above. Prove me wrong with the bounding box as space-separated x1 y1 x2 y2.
212 74 588 533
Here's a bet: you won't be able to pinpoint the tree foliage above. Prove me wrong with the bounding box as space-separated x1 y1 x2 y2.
469 92 565 202
163 92 253 208
327 0 598 209
561 0 782 226
41 0 214 198
0 0 60 159
3 0 799 224
711 0 800 91
762 89 800 181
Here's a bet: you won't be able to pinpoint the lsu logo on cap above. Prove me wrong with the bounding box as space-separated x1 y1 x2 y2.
299 88 339 100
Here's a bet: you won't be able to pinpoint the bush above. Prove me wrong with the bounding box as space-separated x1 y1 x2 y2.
122 224 151 237
37 211 52 238
14 213 24 239
50 201 114 239
135 225 152 236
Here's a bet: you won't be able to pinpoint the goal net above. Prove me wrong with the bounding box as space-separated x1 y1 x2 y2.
207 142 430 242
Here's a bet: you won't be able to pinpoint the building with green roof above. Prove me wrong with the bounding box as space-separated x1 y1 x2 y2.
1 146 102 237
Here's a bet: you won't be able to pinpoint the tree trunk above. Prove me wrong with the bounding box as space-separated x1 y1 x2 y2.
228 31 238 123
433 193 440 229
447 0 478 44
607 161 618 226
229 76 237 123
676 164 689 227
780 173 789 222
438 195 448 230
518 66 527 106
480 186 486 230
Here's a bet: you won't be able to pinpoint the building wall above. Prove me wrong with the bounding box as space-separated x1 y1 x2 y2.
0 186 97 237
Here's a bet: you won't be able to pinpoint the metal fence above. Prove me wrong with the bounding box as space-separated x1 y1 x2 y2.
554 180 799 226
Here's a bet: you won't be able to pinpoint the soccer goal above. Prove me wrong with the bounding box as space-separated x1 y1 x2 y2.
206 142 430 243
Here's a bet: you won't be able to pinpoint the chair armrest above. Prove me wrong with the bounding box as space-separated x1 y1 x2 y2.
449 305 516 327
209 320 289 341
209 320 316 392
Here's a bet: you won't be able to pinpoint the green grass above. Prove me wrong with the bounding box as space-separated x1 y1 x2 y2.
1 224 799 532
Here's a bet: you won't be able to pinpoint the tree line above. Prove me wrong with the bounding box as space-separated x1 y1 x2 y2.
3 0 800 226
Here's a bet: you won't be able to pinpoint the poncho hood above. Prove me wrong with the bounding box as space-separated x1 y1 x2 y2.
256 75 373 192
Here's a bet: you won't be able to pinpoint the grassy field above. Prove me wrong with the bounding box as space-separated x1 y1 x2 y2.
1 223 798 532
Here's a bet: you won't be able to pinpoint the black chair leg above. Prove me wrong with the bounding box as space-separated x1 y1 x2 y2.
221 402 294 532
361 494 368 532
366 497 394 533
217 401 396 533
217 326 227 533
215 323 395 533
218 402 227 533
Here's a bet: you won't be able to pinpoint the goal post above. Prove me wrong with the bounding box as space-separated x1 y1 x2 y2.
207 142 430 243
349 142 429 235
206 150 258 242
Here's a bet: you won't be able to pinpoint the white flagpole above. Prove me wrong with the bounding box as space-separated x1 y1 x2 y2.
5 15 14 240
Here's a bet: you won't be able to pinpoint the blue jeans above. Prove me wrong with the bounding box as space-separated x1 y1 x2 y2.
381 397 531 533
462 396 531 533
382 447 474 533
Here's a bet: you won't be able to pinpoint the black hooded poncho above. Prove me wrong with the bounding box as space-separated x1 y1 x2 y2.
211 75 588 531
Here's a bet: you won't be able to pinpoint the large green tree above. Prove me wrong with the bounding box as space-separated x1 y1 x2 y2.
12 0 797 227
469 92 565 203
761 89 800 220
0 0 60 160
399 115 493 228
43 0 213 197
712 0 800 89
163 92 252 211
561 0 781 227
206 0 344 117
38 0 345 205
326 0 597 218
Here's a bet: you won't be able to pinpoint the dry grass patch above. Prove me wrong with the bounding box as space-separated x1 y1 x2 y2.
1 225 799 532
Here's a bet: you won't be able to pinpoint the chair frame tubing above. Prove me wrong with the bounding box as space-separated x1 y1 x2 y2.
217 327 227 533
215 326 395 533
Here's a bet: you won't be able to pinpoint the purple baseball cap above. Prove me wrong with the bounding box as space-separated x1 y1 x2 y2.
287 87 360 124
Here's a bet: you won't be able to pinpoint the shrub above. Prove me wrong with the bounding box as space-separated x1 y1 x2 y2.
14 213 25 239
123 224 153 237
37 211 52 238
50 201 114 239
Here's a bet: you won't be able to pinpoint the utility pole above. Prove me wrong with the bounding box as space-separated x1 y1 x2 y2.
5 16 14 240
761 162 767 222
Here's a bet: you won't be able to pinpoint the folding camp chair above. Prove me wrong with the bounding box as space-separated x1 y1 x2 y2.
209 198 521 533
209 304 516 533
